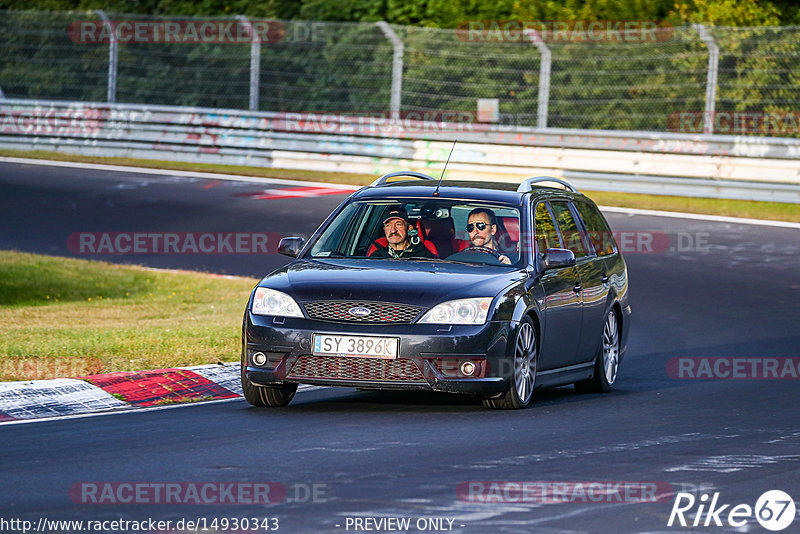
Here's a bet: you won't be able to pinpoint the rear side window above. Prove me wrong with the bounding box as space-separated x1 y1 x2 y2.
549 201 588 259
534 202 561 254
574 200 617 256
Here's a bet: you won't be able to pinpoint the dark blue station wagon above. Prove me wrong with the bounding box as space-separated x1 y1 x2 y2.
241 173 631 409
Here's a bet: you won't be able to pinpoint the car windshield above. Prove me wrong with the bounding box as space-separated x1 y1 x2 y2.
307 199 523 267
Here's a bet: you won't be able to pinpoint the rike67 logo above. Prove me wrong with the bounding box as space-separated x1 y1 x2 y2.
668 490 796 531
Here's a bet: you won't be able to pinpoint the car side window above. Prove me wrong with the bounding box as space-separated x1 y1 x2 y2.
549 201 588 259
534 202 562 255
309 201 363 257
574 200 617 256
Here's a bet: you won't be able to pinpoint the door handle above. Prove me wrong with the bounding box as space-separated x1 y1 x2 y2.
601 274 609 284
573 284 582 293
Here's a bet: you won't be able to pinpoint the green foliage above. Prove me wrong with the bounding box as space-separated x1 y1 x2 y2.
0 11 107 101
257 21 393 112
712 26 800 129
1 1 799 135
672 0 782 25
512 0 673 21
1 0 797 25
298 0 386 22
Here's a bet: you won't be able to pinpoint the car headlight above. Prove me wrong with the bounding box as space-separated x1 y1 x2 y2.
418 297 492 325
251 287 304 318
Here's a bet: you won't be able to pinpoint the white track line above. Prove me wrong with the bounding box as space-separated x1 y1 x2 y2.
3 155 796 228
599 205 800 229
0 156 362 190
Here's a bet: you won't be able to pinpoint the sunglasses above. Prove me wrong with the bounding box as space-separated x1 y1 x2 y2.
466 222 490 232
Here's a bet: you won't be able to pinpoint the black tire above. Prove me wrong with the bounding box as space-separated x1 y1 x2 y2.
482 317 537 410
575 308 620 393
241 357 298 407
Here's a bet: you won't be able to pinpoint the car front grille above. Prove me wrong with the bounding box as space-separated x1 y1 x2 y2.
303 301 422 323
287 356 425 382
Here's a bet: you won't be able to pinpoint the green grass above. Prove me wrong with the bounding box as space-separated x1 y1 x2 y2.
0 251 257 381
3 148 799 222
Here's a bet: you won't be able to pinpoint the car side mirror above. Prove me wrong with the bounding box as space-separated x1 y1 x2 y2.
542 248 576 270
278 237 305 258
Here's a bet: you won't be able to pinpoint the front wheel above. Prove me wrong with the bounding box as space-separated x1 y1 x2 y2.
575 308 620 393
482 317 537 409
241 358 298 407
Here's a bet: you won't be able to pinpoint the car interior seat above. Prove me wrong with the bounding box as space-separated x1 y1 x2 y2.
418 217 458 258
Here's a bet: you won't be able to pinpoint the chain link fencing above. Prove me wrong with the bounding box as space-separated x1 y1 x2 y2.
1 10 799 136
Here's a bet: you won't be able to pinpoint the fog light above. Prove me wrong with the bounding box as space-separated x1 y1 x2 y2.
460 361 476 376
252 352 267 366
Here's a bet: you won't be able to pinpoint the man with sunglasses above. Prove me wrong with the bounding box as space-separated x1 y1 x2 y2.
466 208 513 265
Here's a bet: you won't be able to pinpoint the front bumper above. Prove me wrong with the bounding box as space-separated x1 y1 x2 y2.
243 312 513 396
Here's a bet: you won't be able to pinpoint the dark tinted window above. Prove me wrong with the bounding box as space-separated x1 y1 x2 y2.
549 201 588 259
574 200 616 256
307 199 522 266
534 202 561 254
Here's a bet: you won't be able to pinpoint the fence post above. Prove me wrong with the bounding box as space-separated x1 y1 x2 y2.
693 24 719 135
96 10 117 103
525 29 551 129
237 15 261 111
376 21 403 119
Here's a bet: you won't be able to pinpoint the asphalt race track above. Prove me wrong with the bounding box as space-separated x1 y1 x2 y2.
1 161 799 533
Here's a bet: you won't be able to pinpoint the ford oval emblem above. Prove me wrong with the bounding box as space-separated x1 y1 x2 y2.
349 306 372 317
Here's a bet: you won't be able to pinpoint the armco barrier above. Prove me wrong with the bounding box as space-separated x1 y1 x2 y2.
1 99 800 203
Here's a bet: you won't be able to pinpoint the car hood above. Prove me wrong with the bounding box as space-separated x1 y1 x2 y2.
260 258 524 306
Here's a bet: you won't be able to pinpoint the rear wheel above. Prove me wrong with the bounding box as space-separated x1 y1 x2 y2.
482 317 537 409
575 308 620 393
241 356 298 407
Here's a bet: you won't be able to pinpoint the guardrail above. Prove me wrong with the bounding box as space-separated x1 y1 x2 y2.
1 99 799 203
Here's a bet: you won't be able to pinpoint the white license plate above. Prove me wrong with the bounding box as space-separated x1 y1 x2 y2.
312 334 398 359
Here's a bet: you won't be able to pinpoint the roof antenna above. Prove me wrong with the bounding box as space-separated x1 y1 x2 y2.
433 139 456 197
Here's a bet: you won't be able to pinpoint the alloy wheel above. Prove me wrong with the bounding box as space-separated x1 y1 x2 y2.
514 321 536 404
602 310 619 385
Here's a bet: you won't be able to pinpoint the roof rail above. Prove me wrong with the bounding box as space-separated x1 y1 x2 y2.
517 176 580 194
370 171 436 187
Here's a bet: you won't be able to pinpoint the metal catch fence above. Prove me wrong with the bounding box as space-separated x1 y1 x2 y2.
1 11 800 136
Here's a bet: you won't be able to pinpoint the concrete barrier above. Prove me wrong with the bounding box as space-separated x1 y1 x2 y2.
2 98 799 202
